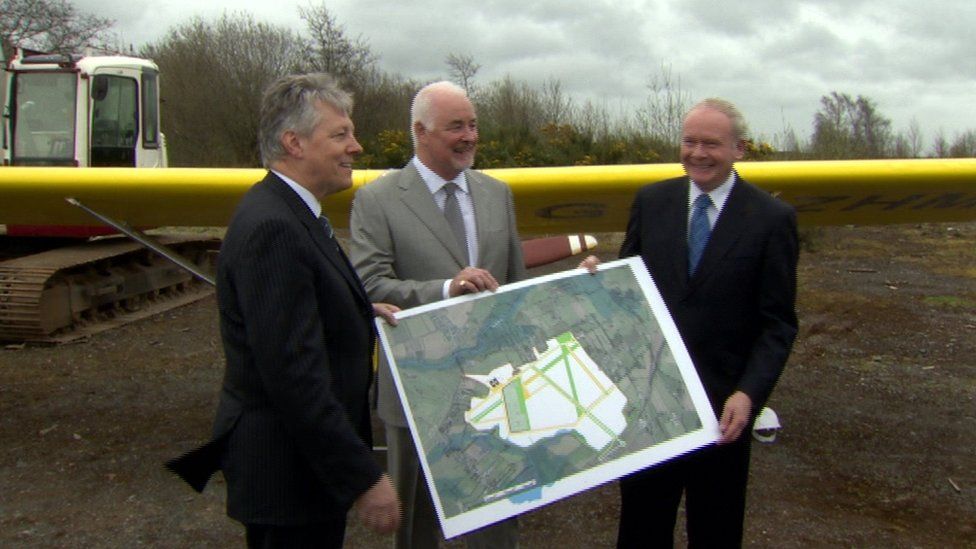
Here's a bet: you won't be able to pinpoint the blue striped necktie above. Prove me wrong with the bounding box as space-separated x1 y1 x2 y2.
319 215 335 239
688 193 712 275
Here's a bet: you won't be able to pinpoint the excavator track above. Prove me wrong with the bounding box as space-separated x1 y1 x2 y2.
0 235 219 343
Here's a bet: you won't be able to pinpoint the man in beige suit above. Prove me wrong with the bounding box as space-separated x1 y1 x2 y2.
350 81 526 548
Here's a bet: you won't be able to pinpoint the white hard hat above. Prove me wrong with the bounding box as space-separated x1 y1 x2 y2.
752 407 781 443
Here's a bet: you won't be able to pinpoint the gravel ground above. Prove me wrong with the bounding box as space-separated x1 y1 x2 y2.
1 222 973 548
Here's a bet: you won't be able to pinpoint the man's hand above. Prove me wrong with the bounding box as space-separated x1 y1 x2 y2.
354 474 401 535
718 391 753 444
578 255 601 274
449 267 500 297
372 303 400 326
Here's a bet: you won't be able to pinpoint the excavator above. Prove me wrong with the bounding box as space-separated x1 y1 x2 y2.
0 49 218 342
2 50 975 343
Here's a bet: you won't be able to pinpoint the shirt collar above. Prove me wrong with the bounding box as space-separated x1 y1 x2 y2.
412 156 469 195
272 169 322 218
689 171 736 212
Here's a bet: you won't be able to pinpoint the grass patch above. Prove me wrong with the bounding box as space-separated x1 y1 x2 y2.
922 295 976 308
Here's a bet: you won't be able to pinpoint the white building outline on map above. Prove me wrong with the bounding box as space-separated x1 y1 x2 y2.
464 332 628 452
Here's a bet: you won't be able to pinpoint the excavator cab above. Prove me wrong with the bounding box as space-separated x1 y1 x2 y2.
0 52 216 343
2 51 168 240
2 51 165 169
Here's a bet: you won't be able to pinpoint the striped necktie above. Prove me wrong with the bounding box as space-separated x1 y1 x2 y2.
688 193 713 275
319 215 335 239
442 183 469 263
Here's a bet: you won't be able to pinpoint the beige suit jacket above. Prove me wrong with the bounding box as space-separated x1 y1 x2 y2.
349 163 527 425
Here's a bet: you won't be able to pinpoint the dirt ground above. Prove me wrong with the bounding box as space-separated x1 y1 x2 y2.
1 222 974 548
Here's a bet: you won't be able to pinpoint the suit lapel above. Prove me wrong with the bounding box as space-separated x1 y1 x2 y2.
660 180 692 292
468 170 491 266
397 165 467 266
267 174 370 306
305 211 371 304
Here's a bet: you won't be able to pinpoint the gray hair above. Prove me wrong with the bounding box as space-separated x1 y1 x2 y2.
258 73 354 167
688 98 749 141
409 80 469 147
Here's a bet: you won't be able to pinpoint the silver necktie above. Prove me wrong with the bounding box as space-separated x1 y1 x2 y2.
443 183 469 263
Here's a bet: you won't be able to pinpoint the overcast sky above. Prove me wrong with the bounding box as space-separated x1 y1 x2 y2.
76 0 975 150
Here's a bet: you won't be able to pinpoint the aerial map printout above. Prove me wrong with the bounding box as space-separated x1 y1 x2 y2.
376 257 719 538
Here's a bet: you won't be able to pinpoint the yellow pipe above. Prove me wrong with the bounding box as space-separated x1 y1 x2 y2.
0 159 974 233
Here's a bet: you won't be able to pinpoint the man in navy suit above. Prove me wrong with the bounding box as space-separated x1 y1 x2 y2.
615 99 799 547
167 73 400 547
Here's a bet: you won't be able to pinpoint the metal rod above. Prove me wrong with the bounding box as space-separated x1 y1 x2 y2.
66 198 215 286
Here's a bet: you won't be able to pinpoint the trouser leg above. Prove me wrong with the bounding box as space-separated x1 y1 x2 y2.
617 458 685 549
463 516 519 548
685 438 752 548
244 521 345 549
388 424 440 549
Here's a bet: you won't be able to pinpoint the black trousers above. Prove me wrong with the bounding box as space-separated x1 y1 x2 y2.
617 436 752 549
245 520 346 549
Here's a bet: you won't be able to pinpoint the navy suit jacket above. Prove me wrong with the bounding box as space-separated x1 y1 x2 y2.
620 174 798 415
168 173 382 525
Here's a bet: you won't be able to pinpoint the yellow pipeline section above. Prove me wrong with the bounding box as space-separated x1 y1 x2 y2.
0 159 974 233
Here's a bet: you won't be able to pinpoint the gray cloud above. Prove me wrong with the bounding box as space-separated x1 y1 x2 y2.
68 0 976 146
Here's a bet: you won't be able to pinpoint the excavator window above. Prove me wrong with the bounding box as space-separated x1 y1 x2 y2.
90 74 138 167
141 71 160 149
9 71 76 166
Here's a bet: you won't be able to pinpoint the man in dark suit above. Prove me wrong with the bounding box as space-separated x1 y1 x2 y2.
167 73 400 547
349 81 525 548
615 99 799 547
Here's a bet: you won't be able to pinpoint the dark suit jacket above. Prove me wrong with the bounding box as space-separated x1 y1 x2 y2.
168 173 382 526
620 174 798 415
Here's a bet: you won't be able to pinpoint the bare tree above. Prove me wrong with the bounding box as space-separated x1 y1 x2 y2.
932 129 949 158
811 92 892 159
539 78 574 126
905 118 923 158
446 53 480 96
351 69 418 167
635 64 691 145
477 75 542 143
948 130 976 157
774 125 805 159
1 0 113 59
142 13 307 167
299 2 376 89
893 119 924 159
892 134 911 159
297 2 414 159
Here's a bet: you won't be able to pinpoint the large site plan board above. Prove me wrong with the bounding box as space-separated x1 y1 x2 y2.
376 257 719 539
